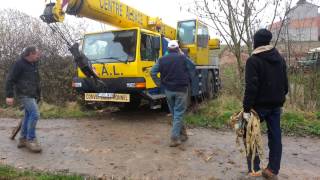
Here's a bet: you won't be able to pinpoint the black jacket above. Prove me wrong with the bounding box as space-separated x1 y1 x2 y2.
243 46 288 112
5 58 41 99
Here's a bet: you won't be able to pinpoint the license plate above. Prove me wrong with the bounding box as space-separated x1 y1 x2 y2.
85 93 130 102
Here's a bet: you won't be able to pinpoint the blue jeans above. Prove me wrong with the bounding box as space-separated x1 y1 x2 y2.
247 107 282 175
20 97 40 140
165 89 188 140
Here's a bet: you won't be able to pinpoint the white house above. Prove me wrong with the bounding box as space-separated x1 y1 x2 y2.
270 0 320 42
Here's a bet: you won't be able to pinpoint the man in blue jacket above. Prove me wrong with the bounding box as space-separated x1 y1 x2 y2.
151 40 195 147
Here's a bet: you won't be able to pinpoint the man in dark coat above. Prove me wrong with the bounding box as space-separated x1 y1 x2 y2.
6 46 42 153
150 40 195 147
243 29 288 179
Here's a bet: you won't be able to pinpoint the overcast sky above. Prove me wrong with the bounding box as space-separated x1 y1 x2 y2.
0 0 200 34
0 0 318 39
0 0 192 23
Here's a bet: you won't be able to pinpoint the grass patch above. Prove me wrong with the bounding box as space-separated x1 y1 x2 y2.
316 111 320 119
39 102 95 119
0 165 83 180
186 94 241 129
281 111 320 136
186 94 320 137
0 102 95 119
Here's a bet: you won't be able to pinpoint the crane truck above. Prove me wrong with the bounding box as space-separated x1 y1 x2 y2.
41 0 221 110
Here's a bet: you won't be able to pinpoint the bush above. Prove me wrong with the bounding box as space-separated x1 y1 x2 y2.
0 9 81 106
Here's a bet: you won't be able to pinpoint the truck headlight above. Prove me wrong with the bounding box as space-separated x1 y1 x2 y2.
72 82 82 88
126 82 146 89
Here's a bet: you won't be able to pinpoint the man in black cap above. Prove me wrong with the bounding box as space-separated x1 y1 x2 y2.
242 29 288 179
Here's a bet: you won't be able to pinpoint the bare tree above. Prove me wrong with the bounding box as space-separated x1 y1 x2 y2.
181 0 293 93
0 9 88 105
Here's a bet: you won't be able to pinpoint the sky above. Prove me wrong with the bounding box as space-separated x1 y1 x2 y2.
0 0 200 35
0 0 318 39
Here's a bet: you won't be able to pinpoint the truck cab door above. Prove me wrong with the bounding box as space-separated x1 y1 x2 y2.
196 22 209 65
139 33 161 88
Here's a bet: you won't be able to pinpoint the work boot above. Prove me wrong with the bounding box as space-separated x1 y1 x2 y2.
17 137 27 148
169 138 181 147
26 139 42 153
262 168 278 180
180 125 188 142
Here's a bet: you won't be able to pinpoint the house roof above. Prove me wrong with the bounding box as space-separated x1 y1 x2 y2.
288 0 319 15
295 0 319 7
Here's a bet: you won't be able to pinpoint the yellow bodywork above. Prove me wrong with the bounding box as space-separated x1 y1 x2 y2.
45 0 221 96
78 28 159 89
209 38 220 50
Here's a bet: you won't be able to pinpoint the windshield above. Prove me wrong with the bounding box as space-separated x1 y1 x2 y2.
177 20 196 45
82 30 137 63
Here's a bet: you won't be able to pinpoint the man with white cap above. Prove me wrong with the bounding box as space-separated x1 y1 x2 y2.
151 40 195 147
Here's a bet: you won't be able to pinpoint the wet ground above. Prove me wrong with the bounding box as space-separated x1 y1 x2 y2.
0 109 320 179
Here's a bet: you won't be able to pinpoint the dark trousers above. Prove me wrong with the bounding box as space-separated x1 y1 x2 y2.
247 107 282 175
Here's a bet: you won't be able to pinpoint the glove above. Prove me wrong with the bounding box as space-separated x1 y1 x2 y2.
243 112 251 121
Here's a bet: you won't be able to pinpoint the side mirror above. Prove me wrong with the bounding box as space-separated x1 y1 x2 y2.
152 37 161 51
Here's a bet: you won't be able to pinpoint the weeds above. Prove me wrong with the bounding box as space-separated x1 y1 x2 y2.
186 94 241 129
0 102 95 119
0 165 83 180
186 94 320 136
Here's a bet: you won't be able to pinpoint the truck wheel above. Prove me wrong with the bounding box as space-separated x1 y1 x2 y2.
186 84 192 108
205 71 215 99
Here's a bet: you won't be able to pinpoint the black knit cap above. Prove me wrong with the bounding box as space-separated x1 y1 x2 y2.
253 29 272 49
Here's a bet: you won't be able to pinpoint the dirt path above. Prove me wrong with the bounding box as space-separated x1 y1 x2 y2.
0 110 320 179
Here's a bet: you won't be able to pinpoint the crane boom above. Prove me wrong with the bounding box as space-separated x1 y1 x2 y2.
42 0 176 39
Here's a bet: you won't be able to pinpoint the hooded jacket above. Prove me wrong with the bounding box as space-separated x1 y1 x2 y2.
243 45 288 112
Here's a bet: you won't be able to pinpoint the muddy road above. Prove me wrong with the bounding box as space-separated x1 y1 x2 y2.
0 109 320 179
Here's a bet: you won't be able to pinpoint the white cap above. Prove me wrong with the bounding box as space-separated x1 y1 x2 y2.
168 40 179 49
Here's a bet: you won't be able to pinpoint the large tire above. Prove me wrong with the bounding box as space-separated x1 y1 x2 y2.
205 71 215 99
186 84 192 108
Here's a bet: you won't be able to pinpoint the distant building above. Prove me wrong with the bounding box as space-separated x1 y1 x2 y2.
270 0 320 42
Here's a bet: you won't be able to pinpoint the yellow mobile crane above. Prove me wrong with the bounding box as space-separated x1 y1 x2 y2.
41 0 220 109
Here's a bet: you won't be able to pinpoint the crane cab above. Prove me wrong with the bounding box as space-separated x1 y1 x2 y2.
77 27 162 87
177 20 219 65
74 27 164 106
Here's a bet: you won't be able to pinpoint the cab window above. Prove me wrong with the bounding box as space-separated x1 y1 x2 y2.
177 20 196 45
140 33 159 61
197 23 209 48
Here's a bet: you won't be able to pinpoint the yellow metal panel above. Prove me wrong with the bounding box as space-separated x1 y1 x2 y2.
139 61 157 89
78 62 138 78
209 38 220 50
